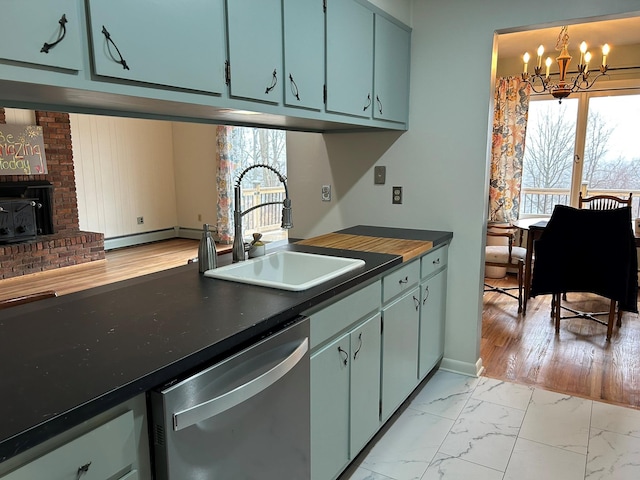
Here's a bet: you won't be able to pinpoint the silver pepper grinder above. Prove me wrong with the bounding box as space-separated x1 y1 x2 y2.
198 224 217 273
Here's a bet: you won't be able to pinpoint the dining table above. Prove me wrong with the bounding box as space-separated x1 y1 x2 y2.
513 217 640 315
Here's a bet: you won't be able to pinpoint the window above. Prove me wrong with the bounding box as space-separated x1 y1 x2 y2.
226 127 288 243
520 89 640 217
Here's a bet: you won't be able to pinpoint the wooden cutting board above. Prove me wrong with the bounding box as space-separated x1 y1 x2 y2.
296 233 433 262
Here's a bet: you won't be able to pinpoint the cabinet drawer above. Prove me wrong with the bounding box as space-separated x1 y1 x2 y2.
310 280 381 349
421 244 448 279
382 261 420 304
3 410 135 480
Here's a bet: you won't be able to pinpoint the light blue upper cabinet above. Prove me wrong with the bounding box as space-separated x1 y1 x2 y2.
325 0 374 118
226 0 283 104
0 0 82 71
87 0 226 94
283 0 325 111
373 15 411 124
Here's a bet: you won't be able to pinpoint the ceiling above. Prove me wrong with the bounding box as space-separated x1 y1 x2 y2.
498 16 640 59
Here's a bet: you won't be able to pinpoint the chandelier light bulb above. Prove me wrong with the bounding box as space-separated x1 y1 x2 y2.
602 43 610 66
523 52 530 73
545 57 552 77
584 51 592 73
537 45 544 67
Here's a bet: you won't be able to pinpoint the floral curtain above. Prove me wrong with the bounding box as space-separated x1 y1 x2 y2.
488 77 531 223
215 125 238 244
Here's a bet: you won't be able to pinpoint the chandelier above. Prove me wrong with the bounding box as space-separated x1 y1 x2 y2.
521 26 610 103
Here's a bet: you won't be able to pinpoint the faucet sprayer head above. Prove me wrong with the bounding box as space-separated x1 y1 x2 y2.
281 198 293 229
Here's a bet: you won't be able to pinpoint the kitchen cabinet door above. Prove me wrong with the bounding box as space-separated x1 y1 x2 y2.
0 0 82 71
349 313 381 456
311 334 350 480
381 287 420 420
373 14 411 124
325 0 373 118
226 0 283 104
419 269 447 379
283 0 325 111
87 0 226 94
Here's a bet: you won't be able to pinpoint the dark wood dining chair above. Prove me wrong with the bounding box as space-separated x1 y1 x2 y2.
579 191 632 210
0 290 58 310
484 224 526 313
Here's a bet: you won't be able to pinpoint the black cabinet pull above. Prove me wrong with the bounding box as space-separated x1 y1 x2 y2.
265 69 278 94
376 94 383 114
101 26 130 70
423 285 430 305
398 276 408 285
353 332 363 360
41 14 68 54
337 346 348 365
363 93 371 111
433 258 441 265
413 295 420 311
289 74 300 100
76 461 91 479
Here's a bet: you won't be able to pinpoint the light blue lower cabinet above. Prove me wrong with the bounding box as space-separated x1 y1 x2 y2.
310 312 381 480
419 269 447 379
311 333 350 480
349 314 382 456
380 286 420 421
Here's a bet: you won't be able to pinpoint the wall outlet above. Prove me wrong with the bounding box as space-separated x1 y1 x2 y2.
322 184 331 202
137 216 144 224
392 186 403 204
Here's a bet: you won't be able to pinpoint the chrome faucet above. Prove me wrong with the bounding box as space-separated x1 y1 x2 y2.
232 164 292 262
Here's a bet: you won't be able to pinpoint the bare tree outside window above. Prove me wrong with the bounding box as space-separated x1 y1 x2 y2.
520 92 640 217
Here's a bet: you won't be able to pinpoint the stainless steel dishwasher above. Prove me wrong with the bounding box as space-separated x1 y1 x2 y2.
150 317 310 480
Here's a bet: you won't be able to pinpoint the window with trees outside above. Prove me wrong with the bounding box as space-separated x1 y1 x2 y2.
520 89 640 218
229 127 288 243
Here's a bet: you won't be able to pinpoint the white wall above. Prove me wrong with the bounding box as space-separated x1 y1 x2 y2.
171 122 218 230
71 114 178 238
288 0 640 375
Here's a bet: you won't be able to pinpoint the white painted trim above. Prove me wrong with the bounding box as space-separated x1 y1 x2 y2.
439 357 484 377
104 227 179 250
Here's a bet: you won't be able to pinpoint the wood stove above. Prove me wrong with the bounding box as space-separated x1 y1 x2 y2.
0 198 39 243
0 181 54 243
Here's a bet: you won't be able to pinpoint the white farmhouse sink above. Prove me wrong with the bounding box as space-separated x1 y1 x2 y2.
204 251 365 291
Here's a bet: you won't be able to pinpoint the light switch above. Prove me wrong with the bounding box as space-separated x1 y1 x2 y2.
374 166 386 185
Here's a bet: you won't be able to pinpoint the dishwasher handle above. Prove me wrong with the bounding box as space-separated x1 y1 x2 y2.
172 337 308 431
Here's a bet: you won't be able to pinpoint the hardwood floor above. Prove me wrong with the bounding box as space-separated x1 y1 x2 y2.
483 274 640 409
3 240 639 409
0 239 214 301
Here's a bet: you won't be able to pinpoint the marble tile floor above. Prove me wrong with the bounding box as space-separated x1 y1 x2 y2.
340 371 640 480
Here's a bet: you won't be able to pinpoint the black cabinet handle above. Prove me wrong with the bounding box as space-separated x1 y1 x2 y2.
413 295 420 311
101 26 130 70
41 14 68 54
265 69 278 94
422 285 430 305
376 94 383 114
289 74 300 101
398 276 408 285
433 258 441 265
337 346 348 365
353 332 363 360
363 93 371 111
76 461 92 479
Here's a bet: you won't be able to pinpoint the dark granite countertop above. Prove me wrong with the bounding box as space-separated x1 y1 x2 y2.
0 226 452 463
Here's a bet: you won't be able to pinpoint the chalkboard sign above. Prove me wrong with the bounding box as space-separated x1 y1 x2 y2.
0 124 48 175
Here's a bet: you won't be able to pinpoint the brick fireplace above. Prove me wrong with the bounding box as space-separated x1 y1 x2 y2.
0 109 105 280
